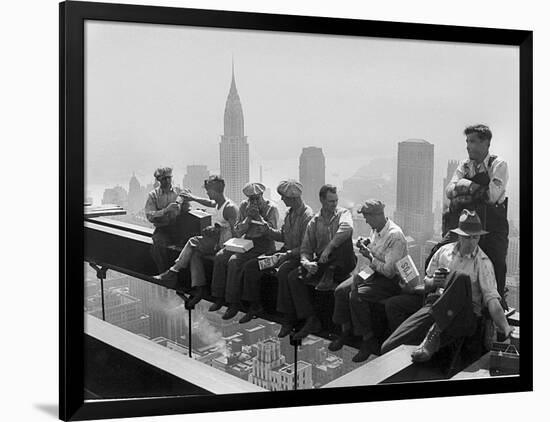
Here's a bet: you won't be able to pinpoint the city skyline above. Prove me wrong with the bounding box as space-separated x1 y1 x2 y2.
84 20 520 224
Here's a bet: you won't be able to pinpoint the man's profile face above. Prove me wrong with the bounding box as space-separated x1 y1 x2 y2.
362 212 377 228
321 191 338 213
159 175 172 190
280 194 293 207
205 187 218 200
248 194 264 206
458 234 480 254
466 133 490 162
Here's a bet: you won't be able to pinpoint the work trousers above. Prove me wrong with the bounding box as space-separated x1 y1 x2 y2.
242 256 301 307
384 293 425 333
381 271 478 354
281 243 356 321
210 245 270 304
171 235 218 288
333 273 401 337
151 226 180 273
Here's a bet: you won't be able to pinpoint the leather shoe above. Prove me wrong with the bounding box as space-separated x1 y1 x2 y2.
328 333 351 352
352 338 378 363
239 305 264 324
411 323 441 363
186 286 206 308
293 316 322 340
315 266 337 291
208 298 224 312
222 305 239 320
278 322 295 338
154 269 178 283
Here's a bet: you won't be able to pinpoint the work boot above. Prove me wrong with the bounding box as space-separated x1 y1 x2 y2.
352 337 378 363
293 316 322 340
411 323 442 363
277 319 296 338
315 265 337 291
328 331 351 352
222 304 240 320
154 269 178 283
239 304 264 324
186 286 206 308
208 297 224 312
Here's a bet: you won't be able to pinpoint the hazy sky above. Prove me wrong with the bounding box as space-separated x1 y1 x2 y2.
85 20 520 218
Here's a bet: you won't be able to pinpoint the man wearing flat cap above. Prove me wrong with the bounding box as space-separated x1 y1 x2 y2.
281 184 357 340
441 124 509 304
381 210 513 363
145 167 189 272
209 182 279 320
238 179 314 327
329 199 409 362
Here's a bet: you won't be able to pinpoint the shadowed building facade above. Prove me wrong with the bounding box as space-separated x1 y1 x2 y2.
394 139 434 243
220 63 249 203
299 146 325 212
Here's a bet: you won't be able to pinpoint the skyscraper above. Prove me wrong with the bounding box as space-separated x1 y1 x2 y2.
299 147 325 211
394 139 434 243
442 159 459 209
219 63 249 203
182 165 210 196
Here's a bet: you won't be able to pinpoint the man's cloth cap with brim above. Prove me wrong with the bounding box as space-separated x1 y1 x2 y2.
242 182 266 197
277 179 303 198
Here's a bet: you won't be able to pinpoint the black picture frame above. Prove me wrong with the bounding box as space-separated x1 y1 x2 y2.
60 1 533 420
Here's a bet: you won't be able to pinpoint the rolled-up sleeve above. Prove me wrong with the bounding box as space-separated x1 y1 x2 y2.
487 160 508 204
145 194 168 225
234 202 250 237
445 162 465 199
329 209 353 249
371 233 408 278
425 247 444 278
479 257 501 306
300 220 316 262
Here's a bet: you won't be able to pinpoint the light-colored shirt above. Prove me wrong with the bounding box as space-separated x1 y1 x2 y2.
426 242 501 315
301 207 353 261
366 218 408 279
145 186 182 227
268 203 314 256
235 199 279 239
446 154 508 205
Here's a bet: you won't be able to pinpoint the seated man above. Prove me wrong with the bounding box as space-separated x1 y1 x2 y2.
239 180 314 325
145 167 190 272
381 210 513 363
154 176 238 307
281 184 356 340
330 199 409 362
209 182 279 320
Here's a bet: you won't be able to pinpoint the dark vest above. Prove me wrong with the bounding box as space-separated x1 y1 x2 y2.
443 155 508 235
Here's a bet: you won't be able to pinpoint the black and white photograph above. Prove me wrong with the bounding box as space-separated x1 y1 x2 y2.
79 2 527 405
36 0 540 421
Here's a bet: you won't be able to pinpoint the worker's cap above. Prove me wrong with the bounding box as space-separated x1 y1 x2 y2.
242 182 266 197
277 179 303 198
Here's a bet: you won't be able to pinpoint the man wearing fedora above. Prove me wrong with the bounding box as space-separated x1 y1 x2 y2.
442 124 509 303
209 182 279 320
381 210 513 363
329 199 410 362
238 180 314 328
